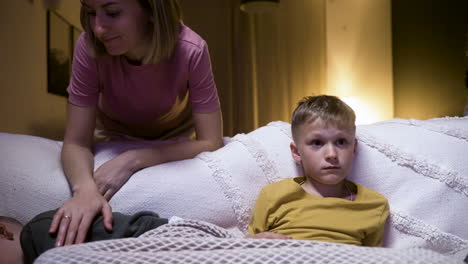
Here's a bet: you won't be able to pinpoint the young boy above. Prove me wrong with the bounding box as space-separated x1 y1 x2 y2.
248 95 389 246
0 210 167 264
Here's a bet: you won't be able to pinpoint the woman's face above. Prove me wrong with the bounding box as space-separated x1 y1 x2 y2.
81 0 151 61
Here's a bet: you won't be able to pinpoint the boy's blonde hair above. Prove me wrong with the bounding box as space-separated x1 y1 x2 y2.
80 0 182 64
291 95 356 141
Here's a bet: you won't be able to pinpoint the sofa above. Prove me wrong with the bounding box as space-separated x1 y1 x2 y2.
1 117 467 263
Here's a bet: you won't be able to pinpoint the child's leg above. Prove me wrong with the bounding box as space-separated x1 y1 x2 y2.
20 210 168 263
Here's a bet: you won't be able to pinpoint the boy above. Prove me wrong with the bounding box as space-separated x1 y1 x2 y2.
248 95 389 246
0 210 167 264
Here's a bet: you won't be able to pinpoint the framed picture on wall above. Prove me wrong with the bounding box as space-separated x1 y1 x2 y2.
46 10 81 97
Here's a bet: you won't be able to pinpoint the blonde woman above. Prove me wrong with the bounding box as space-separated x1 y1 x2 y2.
50 0 223 247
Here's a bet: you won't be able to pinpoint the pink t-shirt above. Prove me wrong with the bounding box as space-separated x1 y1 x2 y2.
67 24 220 140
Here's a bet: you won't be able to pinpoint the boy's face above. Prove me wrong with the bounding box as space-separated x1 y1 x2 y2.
291 118 357 185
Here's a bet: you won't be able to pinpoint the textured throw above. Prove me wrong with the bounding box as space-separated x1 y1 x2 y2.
35 218 460 264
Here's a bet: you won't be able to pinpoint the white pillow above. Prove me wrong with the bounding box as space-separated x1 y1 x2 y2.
0 133 69 224
347 117 468 256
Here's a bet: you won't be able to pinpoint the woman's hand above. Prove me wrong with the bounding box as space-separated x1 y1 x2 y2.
49 189 112 247
246 232 293 240
94 151 137 201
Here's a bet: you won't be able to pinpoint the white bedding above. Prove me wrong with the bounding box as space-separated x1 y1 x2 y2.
36 218 461 264
0 117 467 260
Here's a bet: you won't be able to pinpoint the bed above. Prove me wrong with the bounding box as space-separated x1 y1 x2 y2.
1 117 467 263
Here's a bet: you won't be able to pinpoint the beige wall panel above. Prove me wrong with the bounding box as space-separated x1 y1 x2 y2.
251 0 326 127
326 0 394 124
392 0 468 119
0 1 68 140
179 0 234 135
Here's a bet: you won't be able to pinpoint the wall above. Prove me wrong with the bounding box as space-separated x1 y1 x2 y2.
251 0 327 128
0 0 233 139
392 0 468 119
0 1 82 140
0 0 326 137
2 0 464 141
0 1 68 140
326 0 394 124
178 0 235 135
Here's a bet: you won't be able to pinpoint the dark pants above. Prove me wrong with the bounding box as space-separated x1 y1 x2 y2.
20 210 168 264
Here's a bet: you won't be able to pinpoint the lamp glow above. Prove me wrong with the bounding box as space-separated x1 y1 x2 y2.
341 97 382 125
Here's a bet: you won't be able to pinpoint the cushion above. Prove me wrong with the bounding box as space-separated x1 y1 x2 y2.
349 117 468 257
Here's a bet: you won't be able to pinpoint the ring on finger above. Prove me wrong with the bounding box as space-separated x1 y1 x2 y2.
64 215 71 219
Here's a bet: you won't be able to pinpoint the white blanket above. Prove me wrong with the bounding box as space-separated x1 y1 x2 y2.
35 218 461 264
1 117 467 259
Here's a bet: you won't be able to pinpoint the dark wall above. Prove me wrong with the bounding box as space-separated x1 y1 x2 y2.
179 0 235 135
392 0 468 119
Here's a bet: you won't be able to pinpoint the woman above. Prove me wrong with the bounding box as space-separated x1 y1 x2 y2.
49 0 223 247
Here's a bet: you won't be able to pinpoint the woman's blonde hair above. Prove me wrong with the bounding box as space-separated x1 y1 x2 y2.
80 0 182 64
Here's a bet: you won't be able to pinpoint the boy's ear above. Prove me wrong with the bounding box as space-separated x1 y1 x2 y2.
290 142 302 163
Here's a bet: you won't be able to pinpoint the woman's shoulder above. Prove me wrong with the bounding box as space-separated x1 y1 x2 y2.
177 24 207 52
74 32 88 53
75 32 97 53
71 32 98 64
74 32 107 60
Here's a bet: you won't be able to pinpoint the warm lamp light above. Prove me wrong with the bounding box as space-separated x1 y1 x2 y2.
341 97 382 125
240 0 280 13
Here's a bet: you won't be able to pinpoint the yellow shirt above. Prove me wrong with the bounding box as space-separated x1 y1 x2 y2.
248 177 389 246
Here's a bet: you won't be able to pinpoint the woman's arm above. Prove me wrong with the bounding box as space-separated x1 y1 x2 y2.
133 109 223 167
49 103 112 247
61 103 96 196
94 109 223 200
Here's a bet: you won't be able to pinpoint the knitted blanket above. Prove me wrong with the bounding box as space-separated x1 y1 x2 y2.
35 218 461 264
